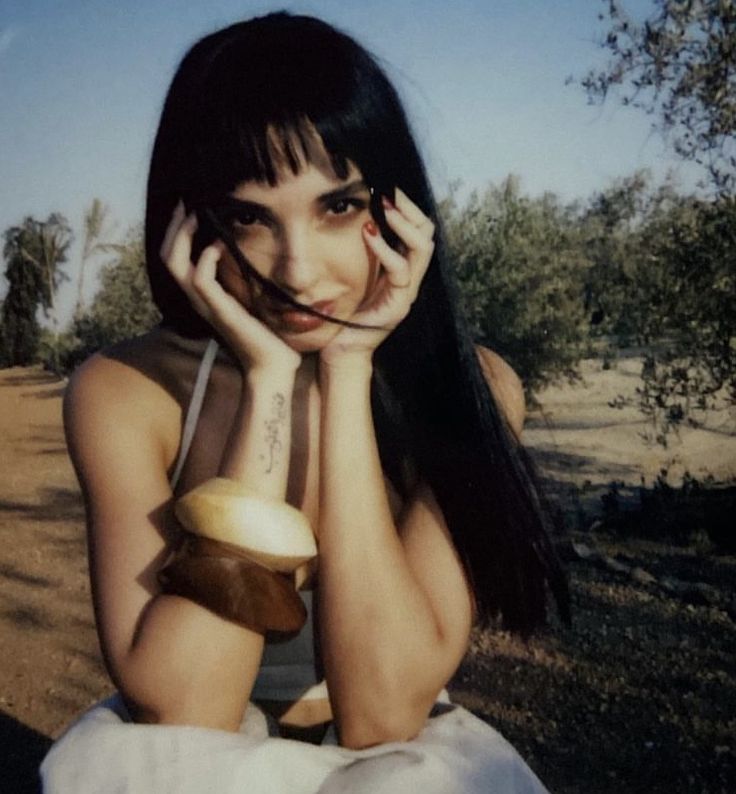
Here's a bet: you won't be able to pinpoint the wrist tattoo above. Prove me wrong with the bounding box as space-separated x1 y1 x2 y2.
261 392 287 473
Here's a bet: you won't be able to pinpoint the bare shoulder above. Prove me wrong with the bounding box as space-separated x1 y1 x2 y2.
475 345 525 439
63 331 192 476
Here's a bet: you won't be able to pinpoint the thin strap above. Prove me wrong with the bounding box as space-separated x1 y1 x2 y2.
170 339 219 490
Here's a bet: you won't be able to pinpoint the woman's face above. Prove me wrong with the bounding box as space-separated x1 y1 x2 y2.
215 152 379 353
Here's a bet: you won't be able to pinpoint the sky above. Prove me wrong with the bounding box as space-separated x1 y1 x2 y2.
0 0 705 325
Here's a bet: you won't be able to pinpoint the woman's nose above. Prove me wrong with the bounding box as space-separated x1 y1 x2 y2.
271 228 321 295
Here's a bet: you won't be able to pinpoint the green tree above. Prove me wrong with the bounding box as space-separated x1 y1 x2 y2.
443 177 591 392
576 1 736 441
1 214 72 367
579 174 735 442
61 226 160 371
631 195 736 441
580 0 736 193
75 198 113 318
580 171 687 344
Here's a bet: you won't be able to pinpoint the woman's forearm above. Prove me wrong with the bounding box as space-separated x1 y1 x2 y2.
218 365 298 498
111 365 300 728
317 357 448 747
114 592 264 731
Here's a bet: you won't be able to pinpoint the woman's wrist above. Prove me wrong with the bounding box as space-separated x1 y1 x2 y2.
217 366 297 494
319 349 374 379
240 346 301 380
244 361 299 393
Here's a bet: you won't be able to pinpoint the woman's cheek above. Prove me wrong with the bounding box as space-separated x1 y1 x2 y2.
217 258 252 307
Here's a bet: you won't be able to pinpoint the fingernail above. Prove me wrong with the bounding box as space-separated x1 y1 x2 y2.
364 220 379 236
381 195 395 211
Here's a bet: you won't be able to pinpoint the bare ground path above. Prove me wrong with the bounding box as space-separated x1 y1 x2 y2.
0 367 112 793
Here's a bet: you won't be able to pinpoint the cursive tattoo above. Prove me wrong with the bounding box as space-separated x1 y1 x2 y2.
261 392 286 474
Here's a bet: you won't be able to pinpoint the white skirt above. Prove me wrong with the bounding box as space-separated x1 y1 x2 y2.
41 695 549 794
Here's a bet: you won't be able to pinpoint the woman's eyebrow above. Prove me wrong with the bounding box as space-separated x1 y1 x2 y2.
214 196 269 214
317 179 369 205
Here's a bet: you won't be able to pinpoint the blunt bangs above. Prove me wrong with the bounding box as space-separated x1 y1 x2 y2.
179 14 397 201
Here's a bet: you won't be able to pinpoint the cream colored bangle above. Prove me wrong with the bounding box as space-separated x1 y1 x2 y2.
174 478 318 573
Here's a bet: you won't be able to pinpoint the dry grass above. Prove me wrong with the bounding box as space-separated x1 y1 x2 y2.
451 530 736 793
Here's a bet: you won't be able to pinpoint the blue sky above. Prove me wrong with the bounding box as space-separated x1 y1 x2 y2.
0 0 704 324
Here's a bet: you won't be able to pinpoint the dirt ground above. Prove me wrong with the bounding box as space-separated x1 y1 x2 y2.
1 359 734 793
0 367 113 792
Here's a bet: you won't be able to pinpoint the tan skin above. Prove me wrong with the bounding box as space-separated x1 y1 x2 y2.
64 144 524 749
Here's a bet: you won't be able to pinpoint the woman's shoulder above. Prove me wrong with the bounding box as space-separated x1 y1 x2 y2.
68 328 218 399
64 329 217 455
68 330 182 401
475 346 525 439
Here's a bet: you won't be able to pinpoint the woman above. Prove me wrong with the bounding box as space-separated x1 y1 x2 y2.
41 12 568 793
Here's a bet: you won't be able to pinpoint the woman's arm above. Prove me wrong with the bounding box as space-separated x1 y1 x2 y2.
317 347 523 748
68 208 302 731
68 355 299 730
314 190 472 748
317 357 473 749
65 354 261 729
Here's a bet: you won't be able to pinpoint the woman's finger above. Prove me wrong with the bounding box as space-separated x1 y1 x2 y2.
159 201 187 262
393 188 435 236
190 243 259 329
381 200 435 259
166 212 199 281
363 224 410 287
189 246 264 332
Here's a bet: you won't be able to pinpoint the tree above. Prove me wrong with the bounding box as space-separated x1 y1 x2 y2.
580 170 686 344
576 1 736 443
60 226 160 372
579 174 735 442
631 195 736 441
580 0 736 193
75 198 112 318
443 177 592 392
1 214 72 367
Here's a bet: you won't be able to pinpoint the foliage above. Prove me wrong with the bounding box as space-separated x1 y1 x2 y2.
634 194 736 438
599 470 736 551
1 214 72 367
75 198 113 317
579 171 678 344
58 226 160 373
580 0 736 193
442 177 592 392
578 169 736 441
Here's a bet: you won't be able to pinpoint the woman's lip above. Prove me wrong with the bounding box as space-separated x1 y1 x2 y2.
269 300 336 333
305 300 335 316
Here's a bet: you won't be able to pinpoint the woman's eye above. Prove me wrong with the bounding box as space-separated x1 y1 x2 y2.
327 198 365 216
232 212 259 228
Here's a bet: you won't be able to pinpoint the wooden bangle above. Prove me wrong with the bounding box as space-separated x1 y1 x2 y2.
158 535 307 633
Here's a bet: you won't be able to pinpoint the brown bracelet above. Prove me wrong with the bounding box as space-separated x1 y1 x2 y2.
158 534 307 633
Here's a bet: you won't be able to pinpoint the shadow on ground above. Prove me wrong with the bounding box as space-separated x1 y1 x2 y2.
0 487 85 525
2 371 60 388
449 550 736 794
0 710 51 794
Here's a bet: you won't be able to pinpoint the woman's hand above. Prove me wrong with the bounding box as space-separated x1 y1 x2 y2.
319 188 435 367
161 202 301 374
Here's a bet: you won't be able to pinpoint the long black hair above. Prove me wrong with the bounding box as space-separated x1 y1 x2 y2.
145 11 569 633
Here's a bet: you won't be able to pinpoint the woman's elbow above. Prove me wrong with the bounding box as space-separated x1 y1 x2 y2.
336 700 431 749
